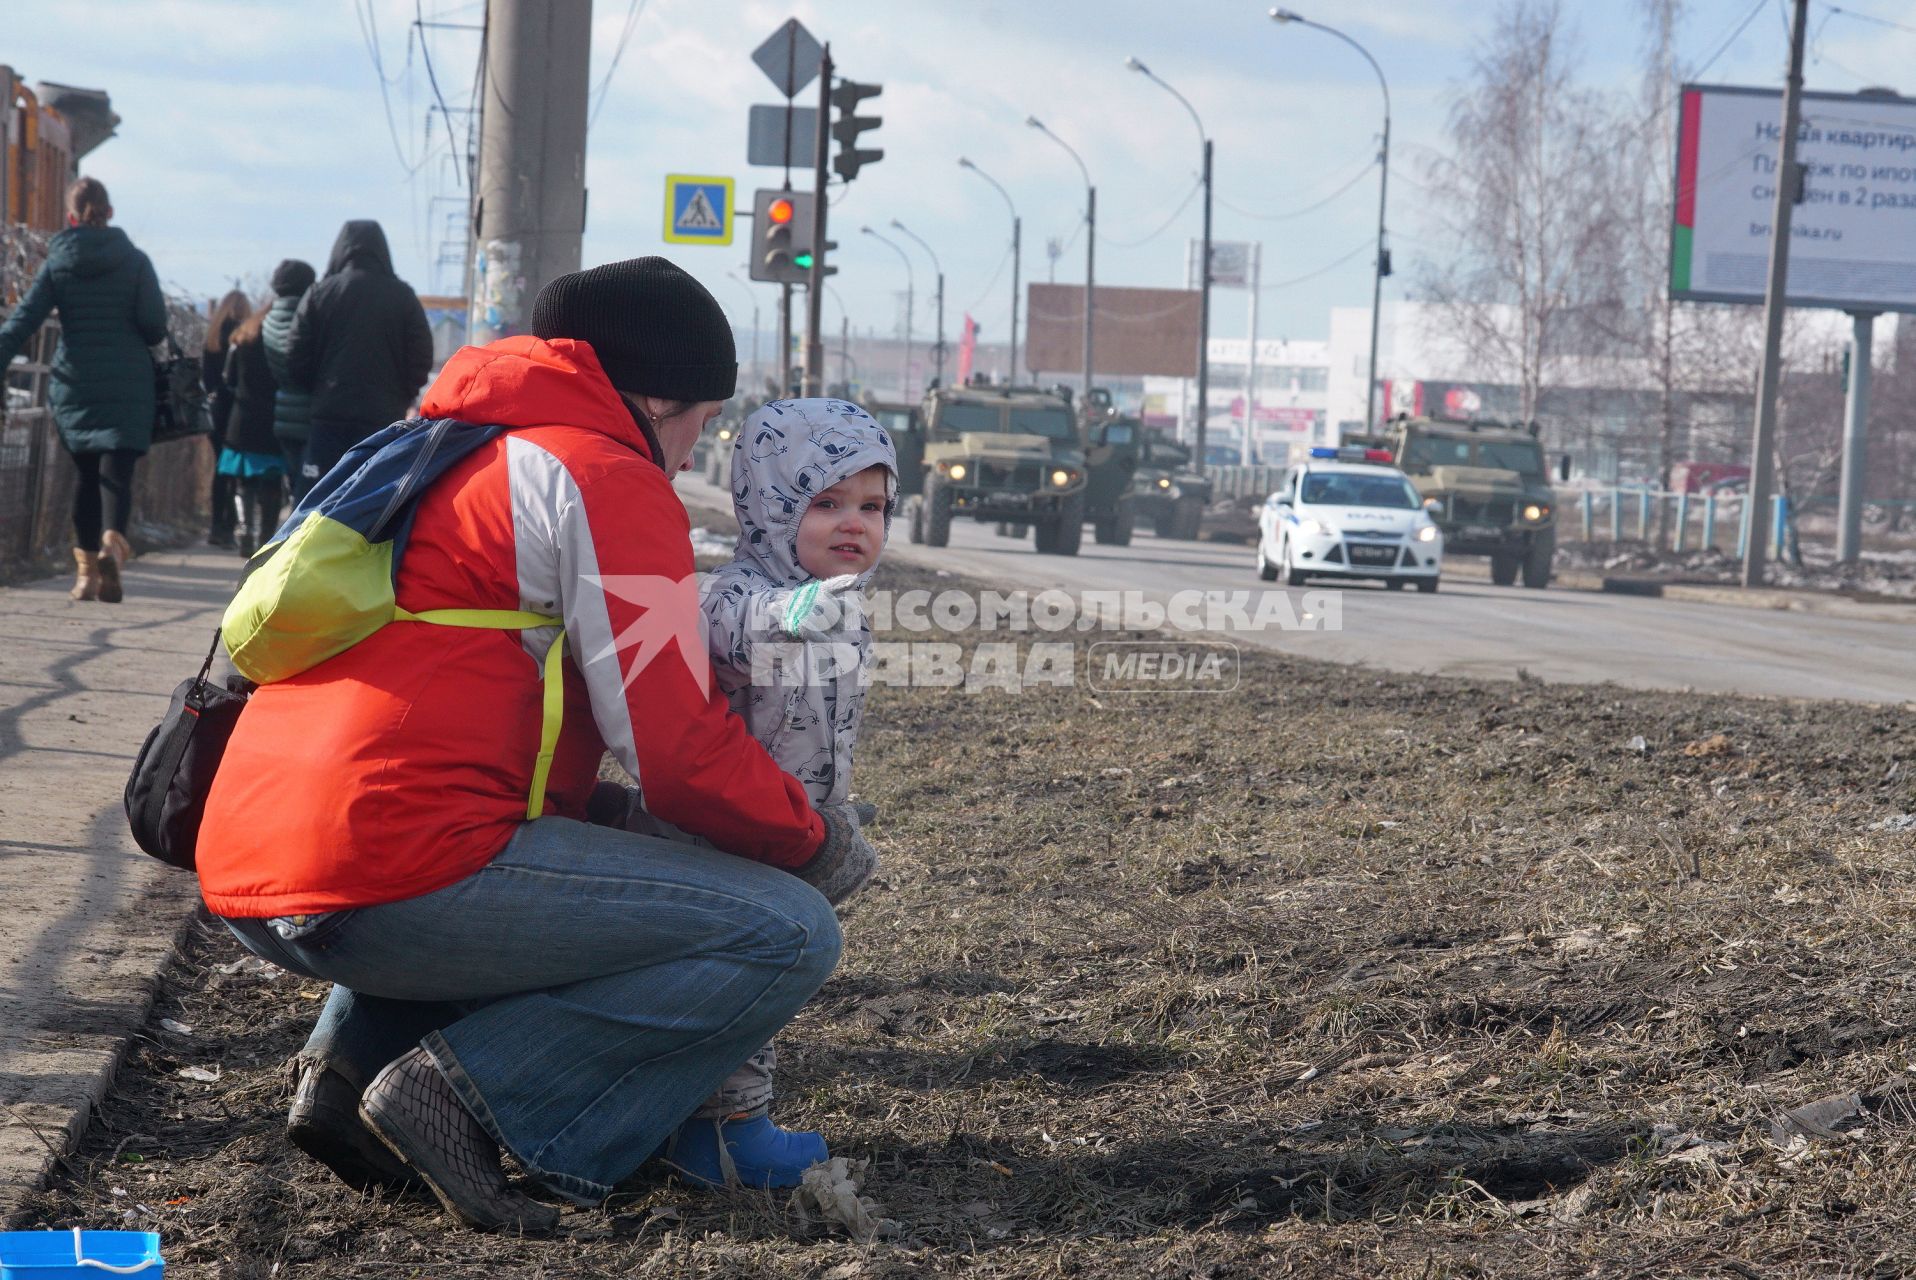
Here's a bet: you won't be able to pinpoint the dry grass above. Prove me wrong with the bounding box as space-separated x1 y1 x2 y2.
17 503 1916 1277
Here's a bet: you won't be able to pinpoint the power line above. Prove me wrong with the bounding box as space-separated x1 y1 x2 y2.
1257 237 1373 293
1823 1 1916 35
1217 159 1377 222
1102 175 1203 249
355 0 427 174
964 241 1014 312
416 0 466 186
1691 0 1770 78
590 0 652 128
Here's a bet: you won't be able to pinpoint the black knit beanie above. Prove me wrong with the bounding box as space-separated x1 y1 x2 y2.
531 257 737 401
270 258 316 297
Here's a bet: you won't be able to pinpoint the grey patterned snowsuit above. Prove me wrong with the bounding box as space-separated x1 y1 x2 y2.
646 397 897 1118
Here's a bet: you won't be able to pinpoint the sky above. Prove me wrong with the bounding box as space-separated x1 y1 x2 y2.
10 0 1916 353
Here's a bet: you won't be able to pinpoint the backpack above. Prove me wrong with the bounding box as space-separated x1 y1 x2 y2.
222 417 568 815
126 419 567 871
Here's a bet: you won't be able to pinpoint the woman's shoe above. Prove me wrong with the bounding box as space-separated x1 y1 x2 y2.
665 1112 828 1189
68 548 100 602
359 1048 559 1234
96 530 129 603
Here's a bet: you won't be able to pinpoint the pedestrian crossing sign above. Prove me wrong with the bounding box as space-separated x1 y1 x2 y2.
663 175 734 245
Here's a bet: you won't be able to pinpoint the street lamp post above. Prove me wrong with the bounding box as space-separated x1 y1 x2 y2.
1271 8 1390 432
1126 56 1212 463
1027 116 1095 409
891 219 946 388
958 157 1021 382
862 226 916 398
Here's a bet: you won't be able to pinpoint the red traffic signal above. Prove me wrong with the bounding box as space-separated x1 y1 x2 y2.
767 196 795 226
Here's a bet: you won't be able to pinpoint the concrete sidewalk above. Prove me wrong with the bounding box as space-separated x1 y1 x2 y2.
0 545 238 1224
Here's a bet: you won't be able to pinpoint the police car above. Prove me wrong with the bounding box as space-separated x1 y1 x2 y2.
1256 446 1444 592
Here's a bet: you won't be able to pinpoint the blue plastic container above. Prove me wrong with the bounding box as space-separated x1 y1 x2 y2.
0 1230 163 1278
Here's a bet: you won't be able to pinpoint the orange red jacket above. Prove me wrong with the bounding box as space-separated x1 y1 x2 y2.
197 337 824 917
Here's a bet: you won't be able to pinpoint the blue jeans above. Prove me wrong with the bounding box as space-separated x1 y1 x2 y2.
221 817 841 1202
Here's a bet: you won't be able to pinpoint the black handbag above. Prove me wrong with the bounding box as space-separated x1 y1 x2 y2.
151 334 211 445
124 631 254 871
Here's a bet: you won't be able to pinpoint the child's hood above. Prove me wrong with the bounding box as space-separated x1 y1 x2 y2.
730 397 898 583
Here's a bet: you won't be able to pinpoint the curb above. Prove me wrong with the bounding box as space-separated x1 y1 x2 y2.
1445 558 1916 623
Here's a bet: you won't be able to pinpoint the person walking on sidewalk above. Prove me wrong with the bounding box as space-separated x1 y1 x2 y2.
218 303 288 556
283 220 432 490
258 258 315 496
196 258 875 1232
0 177 167 602
202 289 251 548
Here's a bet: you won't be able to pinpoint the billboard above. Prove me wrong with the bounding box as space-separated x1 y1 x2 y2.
1672 84 1916 313
1025 284 1201 377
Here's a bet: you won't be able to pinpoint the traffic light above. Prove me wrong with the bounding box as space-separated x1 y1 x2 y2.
830 79 883 183
751 188 816 283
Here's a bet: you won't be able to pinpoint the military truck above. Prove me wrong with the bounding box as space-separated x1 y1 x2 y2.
1077 418 1214 543
889 384 1091 555
1354 415 1559 588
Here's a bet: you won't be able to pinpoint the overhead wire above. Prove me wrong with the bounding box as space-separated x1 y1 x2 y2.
1822 1 1916 35
1257 237 1374 293
590 0 652 129
964 241 1014 312
1217 159 1378 222
1102 175 1203 248
355 0 429 175
417 0 466 186
1691 0 1771 78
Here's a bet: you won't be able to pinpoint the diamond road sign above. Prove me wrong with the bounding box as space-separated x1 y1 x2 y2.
751 18 822 100
662 174 734 246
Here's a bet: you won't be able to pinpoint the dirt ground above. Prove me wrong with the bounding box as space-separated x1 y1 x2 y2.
15 500 1916 1278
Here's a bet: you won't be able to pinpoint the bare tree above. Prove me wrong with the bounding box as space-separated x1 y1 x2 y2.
1417 0 1626 427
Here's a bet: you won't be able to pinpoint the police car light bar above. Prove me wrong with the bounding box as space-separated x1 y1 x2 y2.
1312 446 1397 463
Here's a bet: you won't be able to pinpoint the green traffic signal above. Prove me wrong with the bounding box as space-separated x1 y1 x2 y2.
794 252 815 269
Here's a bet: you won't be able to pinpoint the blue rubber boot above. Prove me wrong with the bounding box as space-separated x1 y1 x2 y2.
666 1113 828 1189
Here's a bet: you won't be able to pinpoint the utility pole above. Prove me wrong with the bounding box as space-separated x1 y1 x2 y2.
803 45 832 396
1742 0 1808 588
469 0 590 343
1837 311 1876 562
778 285 793 394
1196 138 1213 472
1009 215 1021 380
1084 187 1097 406
1243 243 1261 466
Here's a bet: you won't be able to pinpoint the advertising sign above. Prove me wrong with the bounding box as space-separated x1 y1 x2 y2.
1025 284 1201 377
1672 84 1916 313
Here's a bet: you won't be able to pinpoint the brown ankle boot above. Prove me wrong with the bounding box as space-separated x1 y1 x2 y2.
69 548 101 602
95 547 123 603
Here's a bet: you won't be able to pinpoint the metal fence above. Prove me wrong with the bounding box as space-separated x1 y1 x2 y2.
2 224 211 578
1561 486 1916 559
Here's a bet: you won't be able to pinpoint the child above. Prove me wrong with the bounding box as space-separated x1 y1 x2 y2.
618 396 897 1189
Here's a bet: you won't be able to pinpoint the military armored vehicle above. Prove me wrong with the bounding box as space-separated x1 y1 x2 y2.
1355 415 1558 588
1078 418 1214 543
890 384 1091 555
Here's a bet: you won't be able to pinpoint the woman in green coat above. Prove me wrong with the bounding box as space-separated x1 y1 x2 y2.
0 177 168 601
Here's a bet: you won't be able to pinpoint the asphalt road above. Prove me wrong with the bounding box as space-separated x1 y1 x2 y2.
680 474 1916 705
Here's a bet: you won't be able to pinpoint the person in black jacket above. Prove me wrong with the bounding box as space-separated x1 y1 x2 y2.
219 305 288 556
259 259 316 496
0 177 167 602
284 221 432 488
203 288 252 548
